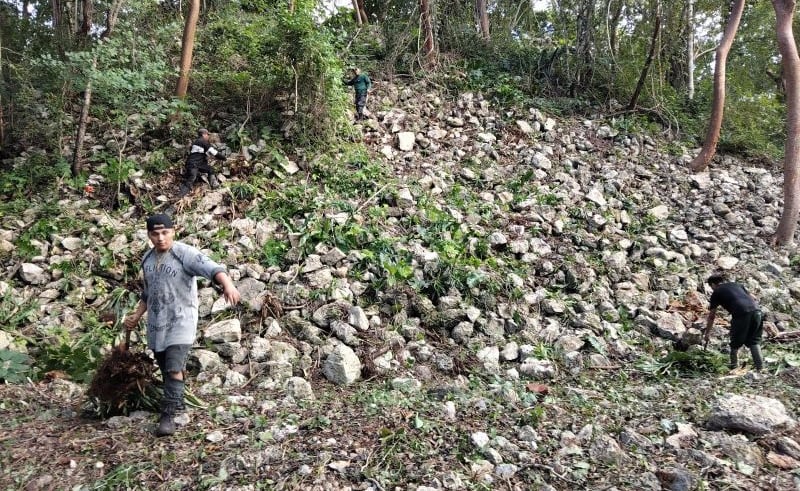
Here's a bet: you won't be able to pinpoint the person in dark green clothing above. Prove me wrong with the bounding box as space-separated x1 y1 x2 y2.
344 67 372 120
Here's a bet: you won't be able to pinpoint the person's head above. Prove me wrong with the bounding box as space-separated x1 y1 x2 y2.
146 214 175 252
198 128 210 142
707 273 727 290
351 67 360 76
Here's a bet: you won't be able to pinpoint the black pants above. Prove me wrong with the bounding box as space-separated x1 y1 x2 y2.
180 161 215 195
730 310 763 349
354 91 367 119
729 310 764 370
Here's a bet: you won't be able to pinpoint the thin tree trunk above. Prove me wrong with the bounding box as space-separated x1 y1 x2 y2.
0 27 4 145
100 0 124 40
352 0 362 25
628 2 661 110
476 0 489 40
73 57 97 176
687 0 695 100
772 0 800 245
608 0 623 59
689 0 745 172
22 0 30 20
419 0 436 68
176 0 200 98
357 0 368 25
574 0 595 90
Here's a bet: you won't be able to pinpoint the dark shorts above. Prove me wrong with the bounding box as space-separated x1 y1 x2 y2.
730 310 763 349
154 344 191 375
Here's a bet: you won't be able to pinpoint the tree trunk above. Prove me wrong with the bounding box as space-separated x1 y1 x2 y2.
288 0 295 13
72 57 97 176
687 0 695 100
80 0 92 38
476 0 489 40
628 2 661 110
176 0 200 98
100 0 124 40
419 0 436 68
608 0 623 58
357 0 369 25
574 0 595 91
0 26 4 145
352 0 362 25
689 0 745 172
772 0 800 245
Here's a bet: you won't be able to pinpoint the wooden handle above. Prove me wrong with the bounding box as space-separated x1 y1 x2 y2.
119 326 132 352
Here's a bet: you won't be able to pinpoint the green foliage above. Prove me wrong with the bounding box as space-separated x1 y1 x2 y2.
310 148 389 198
638 349 728 377
262 239 289 267
88 463 154 490
0 292 39 332
197 2 349 145
0 349 32 384
97 154 137 188
36 323 119 383
719 93 784 160
0 153 70 200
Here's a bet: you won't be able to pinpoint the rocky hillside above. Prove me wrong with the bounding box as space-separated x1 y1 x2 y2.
2 80 800 490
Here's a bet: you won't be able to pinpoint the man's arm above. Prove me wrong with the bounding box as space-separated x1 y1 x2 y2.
365 75 372 91
704 307 717 340
344 76 356 86
214 271 241 305
123 300 147 330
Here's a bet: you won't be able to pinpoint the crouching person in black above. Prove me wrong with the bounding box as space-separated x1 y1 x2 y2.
179 128 226 197
703 273 764 371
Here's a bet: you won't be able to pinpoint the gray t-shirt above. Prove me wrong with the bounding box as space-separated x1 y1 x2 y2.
141 241 225 352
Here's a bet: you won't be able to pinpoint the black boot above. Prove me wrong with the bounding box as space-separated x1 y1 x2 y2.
156 405 176 437
749 345 764 371
729 348 739 371
157 377 185 437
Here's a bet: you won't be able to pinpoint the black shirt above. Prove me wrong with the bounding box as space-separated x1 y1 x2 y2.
186 137 218 167
709 282 758 317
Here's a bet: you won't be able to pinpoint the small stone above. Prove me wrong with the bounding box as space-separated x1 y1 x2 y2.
280 160 300 175
488 232 507 246
716 256 739 270
397 132 415 151
516 120 533 134
519 358 556 379
446 116 465 127
284 377 314 401
648 205 669 220
203 319 241 343
471 431 490 449
61 237 82 251
586 188 607 207
396 188 415 207
19 263 47 285
322 344 362 385
206 430 225 442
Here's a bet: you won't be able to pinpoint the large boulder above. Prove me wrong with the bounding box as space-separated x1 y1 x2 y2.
707 393 796 435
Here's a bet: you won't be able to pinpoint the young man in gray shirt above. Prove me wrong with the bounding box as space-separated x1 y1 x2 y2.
124 214 240 436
